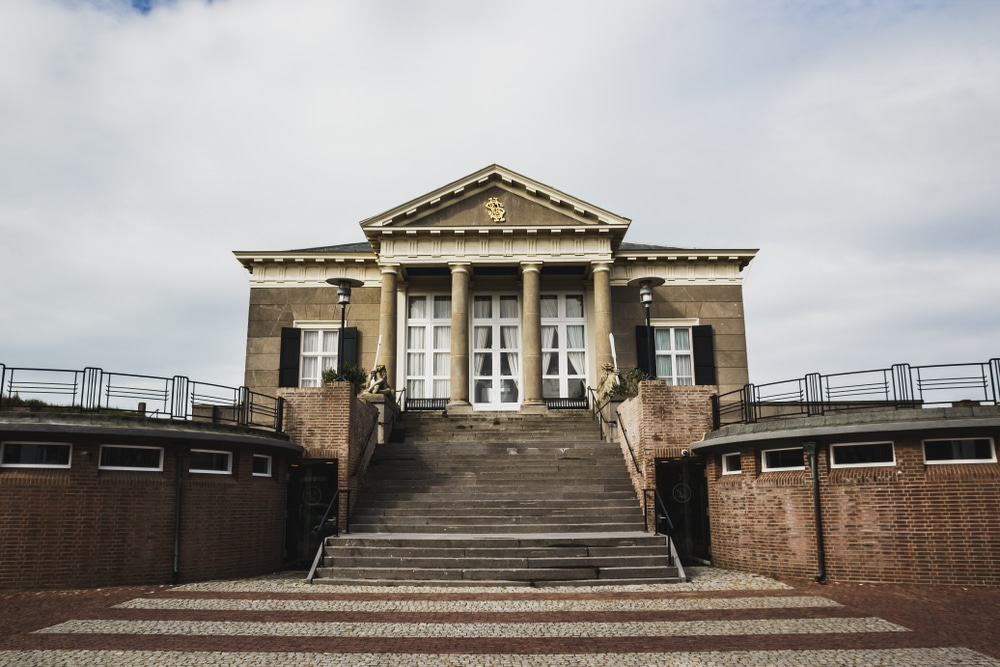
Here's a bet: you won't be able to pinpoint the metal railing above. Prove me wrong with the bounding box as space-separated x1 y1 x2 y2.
0 364 284 433
713 359 1000 429
306 489 349 583
619 420 642 475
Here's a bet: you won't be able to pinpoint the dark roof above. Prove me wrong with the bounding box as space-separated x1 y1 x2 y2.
291 242 374 253
618 242 687 251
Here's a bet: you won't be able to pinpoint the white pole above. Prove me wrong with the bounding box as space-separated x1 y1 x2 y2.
373 335 382 368
609 333 620 383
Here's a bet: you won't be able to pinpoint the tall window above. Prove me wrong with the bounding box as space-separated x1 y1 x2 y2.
654 327 693 386
300 329 338 387
541 294 587 399
406 295 452 399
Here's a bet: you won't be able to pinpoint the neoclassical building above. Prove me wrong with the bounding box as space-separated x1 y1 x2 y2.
235 165 757 406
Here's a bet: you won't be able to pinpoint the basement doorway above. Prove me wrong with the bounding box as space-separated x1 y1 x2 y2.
655 458 711 565
285 459 338 567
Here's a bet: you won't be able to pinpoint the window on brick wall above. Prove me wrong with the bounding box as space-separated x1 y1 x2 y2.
721 452 742 474
830 442 895 468
761 447 804 471
99 445 164 471
923 438 996 464
1 441 72 468
190 449 232 474
252 454 272 477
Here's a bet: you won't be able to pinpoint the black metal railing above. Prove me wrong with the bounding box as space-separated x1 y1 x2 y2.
588 386 610 441
405 397 448 411
545 397 589 409
619 420 643 475
713 359 1000 429
306 489 349 583
0 364 284 433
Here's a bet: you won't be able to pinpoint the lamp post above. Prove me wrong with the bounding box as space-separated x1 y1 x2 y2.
326 278 364 380
627 276 665 379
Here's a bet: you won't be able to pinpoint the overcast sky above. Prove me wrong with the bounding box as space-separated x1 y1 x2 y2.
1 0 997 390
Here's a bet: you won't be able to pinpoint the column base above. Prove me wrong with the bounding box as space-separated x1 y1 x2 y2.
445 401 474 415
519 400 548 414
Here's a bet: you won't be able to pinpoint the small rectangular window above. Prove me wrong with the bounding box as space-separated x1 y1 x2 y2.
923 438 996 464
190 449 232 474
99 445 163 471
252 454 272 477
830 442 895 468
0 442 72 468
761 447 804 471
722 452 742 475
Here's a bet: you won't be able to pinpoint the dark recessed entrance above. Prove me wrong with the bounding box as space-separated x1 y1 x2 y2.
655 458 711 565
285 459 338 567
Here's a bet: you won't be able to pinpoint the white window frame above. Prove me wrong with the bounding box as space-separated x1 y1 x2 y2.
189 449 233 475
541 293 587 400
922 438 997 465
761 446 805 472
252 454 273 477
0 441 72 469
721 452 742 475
829 441 896 469
294 320 340 388
650 318 698 386
98 445 164 472
404 295 452 400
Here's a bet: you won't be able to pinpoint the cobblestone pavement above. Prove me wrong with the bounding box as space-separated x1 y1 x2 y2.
1 567 999 666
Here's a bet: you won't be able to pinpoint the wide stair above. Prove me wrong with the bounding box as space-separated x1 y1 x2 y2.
312 410 681 586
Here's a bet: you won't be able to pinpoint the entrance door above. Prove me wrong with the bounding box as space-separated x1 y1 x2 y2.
472 295 521 410
285 460 338 567
655 458 711 565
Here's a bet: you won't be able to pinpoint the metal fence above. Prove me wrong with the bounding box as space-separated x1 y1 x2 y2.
0 365 283 433
713 359 1000 429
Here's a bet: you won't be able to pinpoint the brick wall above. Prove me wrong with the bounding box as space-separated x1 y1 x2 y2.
278 383 379 528
708 433 1000 586
616 382 717 528
0 434 289 590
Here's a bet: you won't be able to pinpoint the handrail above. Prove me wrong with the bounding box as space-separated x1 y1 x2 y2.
587 386 610 441
714 358 1000 428
307 488 348 584
0 364 284 433
618 416 642 475
351 414 380 477
642 487 685 581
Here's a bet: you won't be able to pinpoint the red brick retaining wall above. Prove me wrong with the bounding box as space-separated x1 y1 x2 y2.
0 428 292 590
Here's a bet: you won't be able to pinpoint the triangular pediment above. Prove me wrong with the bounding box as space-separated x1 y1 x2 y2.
359 165 631 232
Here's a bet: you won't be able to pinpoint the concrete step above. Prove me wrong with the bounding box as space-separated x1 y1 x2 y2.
348 521 648 534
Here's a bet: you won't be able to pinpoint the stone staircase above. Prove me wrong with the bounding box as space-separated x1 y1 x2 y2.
312 410 681 586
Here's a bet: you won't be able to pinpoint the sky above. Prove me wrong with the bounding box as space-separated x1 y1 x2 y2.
1 0 998 390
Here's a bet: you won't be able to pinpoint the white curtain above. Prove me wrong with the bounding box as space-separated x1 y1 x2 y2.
501 326 520 382
473 297 492 319
408 296 426 319
433 296 452 319
475 327 491 375
540 296 559 319
499 296 518 319
541 326 558 375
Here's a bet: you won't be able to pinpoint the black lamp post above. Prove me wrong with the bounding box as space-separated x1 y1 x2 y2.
627 276 665 379
326 278 364 380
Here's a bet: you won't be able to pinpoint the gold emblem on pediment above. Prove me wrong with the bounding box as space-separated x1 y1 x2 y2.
485 197 506 223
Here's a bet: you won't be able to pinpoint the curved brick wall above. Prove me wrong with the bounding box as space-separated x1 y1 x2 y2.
0 414 300 590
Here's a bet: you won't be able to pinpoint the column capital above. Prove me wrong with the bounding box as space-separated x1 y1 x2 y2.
519 261 543 274
448 262 472 274
379 263 401 276
590 261 613 273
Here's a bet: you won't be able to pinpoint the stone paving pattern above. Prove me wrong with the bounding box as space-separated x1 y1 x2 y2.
2 567 999 666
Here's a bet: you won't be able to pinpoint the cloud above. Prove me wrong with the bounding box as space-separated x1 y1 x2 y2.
0 0 997 389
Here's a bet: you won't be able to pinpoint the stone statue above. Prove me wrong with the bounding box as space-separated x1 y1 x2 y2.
361 364 392 396
597 362 619 403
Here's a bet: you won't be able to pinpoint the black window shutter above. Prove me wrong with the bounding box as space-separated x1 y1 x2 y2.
692 324 717 385
341 327 359 368
636 325 655 379
278 327 301 388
